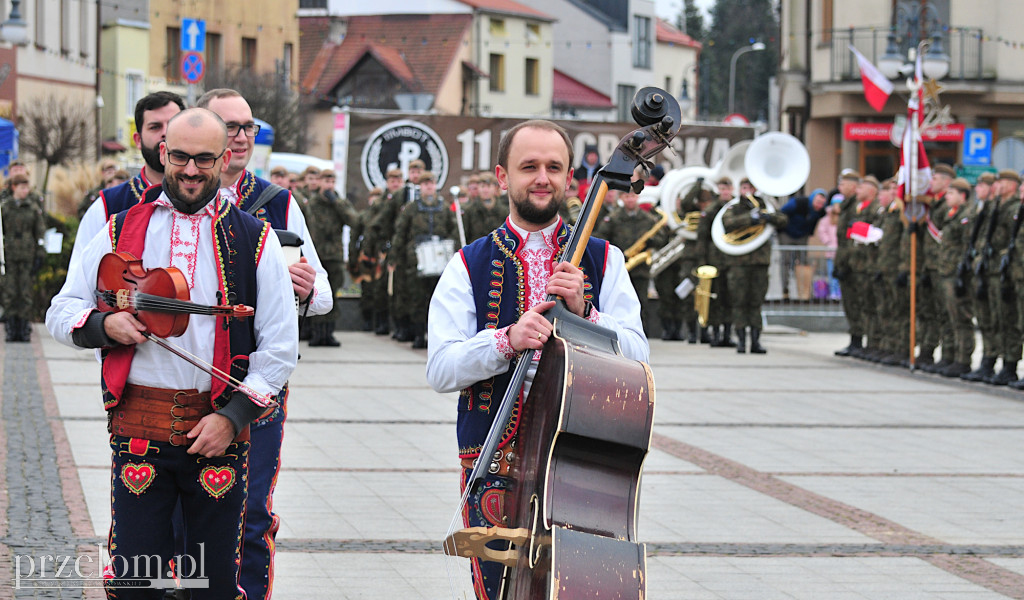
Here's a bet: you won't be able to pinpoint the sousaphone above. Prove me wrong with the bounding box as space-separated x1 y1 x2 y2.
711 132 810 255
653 165 717 239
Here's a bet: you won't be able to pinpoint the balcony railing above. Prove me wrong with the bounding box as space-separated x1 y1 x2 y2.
827 27 985 82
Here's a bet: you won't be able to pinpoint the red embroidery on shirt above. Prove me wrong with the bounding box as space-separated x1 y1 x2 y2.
495 325 515 360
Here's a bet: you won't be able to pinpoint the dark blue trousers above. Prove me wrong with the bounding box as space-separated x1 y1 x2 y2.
107 435 248 600
239 403 286 600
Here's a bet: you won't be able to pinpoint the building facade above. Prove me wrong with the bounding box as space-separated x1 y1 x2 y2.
779 0 1024 192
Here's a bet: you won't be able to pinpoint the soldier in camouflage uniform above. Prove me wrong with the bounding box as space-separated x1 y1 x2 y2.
2 174 46 342
656 181 708 342
872 179 908 366
720 182 788 353
351 187 385 331
982 170 1021 384
934 178 976 377
463 173 509 243
391 171 456 349
832 171 863 356
962 172 999 381
371 168 411 339
917 164 955 372
694 177 737 347
601 188 667 334
845 176 882 359
306 169 358 347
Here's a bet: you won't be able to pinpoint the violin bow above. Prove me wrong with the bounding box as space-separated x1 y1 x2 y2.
144 334 279 409
445 87 682 545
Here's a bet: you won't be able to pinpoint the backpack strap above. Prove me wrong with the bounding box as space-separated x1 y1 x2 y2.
245 183 286 216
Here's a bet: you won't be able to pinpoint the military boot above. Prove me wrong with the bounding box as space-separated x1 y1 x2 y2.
986 361 1018 386
660 319 675 341
308 321 324 346
749 328 767 354
374 311 390 336
715 324 737 348
961 356 996 382
322 323 341 347
925 358 953 374
835 335 861 357
18 318 31 342
709 326 721 346
1008 376 1024 390
700 325 712 344
412 323 428 349
5 318 18 342
735 327 747 354
940 362 971 378
670 320 684 341
687 320 698 344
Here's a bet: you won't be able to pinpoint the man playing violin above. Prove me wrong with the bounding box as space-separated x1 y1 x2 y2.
425 120 648 600
46 108 297 599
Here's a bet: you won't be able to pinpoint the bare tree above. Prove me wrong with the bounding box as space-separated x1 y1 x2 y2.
17 95 92 192
204 65 310 154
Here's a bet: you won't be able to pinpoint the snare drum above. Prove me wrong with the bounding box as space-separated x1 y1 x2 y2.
415 236 455 277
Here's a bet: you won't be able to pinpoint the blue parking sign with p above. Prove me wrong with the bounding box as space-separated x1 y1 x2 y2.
181 19 206 53
963 128 992 166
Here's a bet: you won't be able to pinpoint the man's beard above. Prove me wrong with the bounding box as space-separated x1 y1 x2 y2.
140 142 164 174
165 171 220 210
511 185 562 225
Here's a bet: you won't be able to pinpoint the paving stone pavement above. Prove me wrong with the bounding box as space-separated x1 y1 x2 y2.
4 324 1024 599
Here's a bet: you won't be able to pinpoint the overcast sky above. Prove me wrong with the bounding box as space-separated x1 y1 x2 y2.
654 0 713 25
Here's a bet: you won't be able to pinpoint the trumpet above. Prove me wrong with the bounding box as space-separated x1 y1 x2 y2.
624 209 670 272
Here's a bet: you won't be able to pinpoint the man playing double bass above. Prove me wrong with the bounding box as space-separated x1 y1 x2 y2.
425 119 648 600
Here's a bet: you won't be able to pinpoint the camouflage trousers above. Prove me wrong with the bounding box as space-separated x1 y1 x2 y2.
725 265 768 329
938 275 976 365
971 273 996 359
988 274 1021 363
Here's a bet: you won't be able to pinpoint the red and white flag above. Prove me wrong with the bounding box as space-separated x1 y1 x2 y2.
846 221 884 244
896 50 932 203
849 45 894 112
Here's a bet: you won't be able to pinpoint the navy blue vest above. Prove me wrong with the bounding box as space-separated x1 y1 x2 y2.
231 170 290 227
101 185 271 409
100 172 152 218
456 219 608 458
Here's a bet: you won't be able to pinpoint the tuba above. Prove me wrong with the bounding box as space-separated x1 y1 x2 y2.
645 167 716 276
693 265 718 326
710 133 809 255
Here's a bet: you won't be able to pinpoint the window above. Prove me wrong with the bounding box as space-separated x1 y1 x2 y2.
80 0 90 57
35 0 45 46
821 0 833 44
617 84 636 122
283 43 294 85
490 18 506 37
207 33 222 80
126 71 143 118
525 58 539 96
242 37 257 71
166 27 181 81
489 53 505 92
526 23 540 42
632 16 651 69
61 0 73 54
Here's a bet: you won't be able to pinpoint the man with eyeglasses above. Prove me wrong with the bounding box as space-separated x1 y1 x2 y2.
195 88 331 600
46 108 298 598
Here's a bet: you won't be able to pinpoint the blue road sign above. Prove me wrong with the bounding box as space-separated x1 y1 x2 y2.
962 128 993 166
181 51 205 84
181 19 206 53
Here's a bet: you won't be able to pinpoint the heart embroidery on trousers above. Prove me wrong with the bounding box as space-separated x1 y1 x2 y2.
200 466 236 499
121 462 155 495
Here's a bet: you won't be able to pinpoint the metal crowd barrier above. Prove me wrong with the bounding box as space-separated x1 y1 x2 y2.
764 243 845 318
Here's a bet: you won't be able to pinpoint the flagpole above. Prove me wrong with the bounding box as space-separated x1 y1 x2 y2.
906 41 926 371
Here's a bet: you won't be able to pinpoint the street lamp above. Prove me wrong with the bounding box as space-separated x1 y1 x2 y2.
0 0 28 46
728 42 766 116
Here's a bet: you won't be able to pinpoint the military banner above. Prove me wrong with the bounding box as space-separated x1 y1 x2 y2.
337 109 755 205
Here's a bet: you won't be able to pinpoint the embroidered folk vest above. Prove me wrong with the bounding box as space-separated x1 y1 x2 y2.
456 219 608 458
100 173 152 218
100 185 272 410
231 170 291 226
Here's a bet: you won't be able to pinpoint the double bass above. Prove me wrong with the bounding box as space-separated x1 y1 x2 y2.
444 88 681 599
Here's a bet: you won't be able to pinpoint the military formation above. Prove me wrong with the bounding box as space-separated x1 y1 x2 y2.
830 166 1024 389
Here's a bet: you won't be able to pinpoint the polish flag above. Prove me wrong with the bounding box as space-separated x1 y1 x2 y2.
850 46 894 112
896 50 932 203
846 221 884 244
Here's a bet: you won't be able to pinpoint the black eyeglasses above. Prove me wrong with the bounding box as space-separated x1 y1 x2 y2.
166 149 226 169
226 122 261 137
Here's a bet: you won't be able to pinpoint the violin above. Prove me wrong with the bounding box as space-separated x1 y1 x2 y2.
443 88 681 599
96 251 277 409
